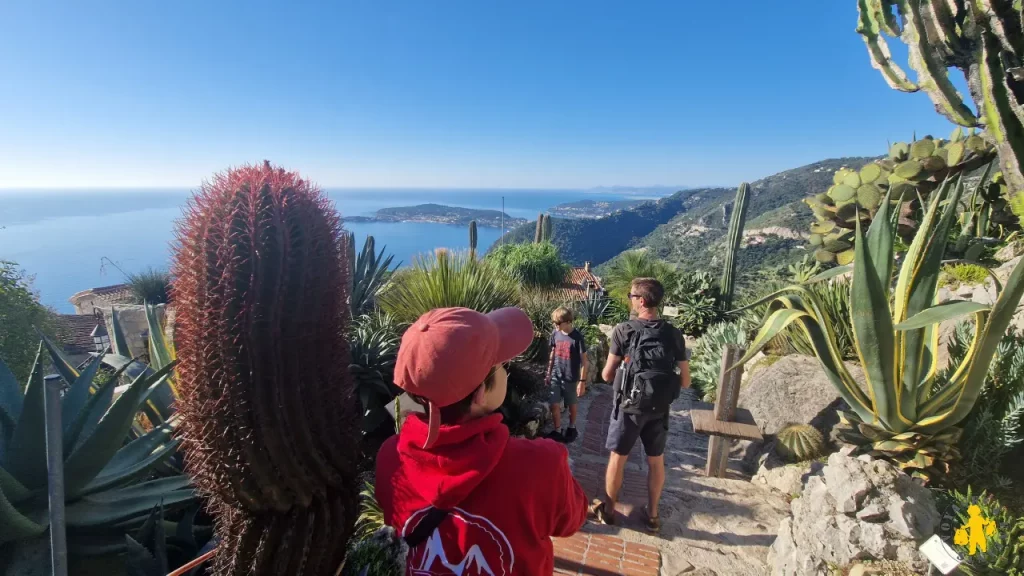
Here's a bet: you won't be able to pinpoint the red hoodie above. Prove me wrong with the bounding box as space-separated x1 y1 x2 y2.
376 413 588 576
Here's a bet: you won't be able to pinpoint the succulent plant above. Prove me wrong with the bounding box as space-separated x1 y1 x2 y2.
775 423 825 463
0 341 193 575
720 182 750 311
171 161 358 575
542 213 553 242
350 235 398 318
468 220 478 257
534 213 544 243
805 133 998 264
742 177 1024 482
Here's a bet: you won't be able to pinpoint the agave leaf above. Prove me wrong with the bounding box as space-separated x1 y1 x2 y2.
65 476 194 528
919 253 1024 432
0 465 30 504
0 482 46 545
864 185 896 296
38 330 80 385
56 353 104 436
145 304 174 372
124 534 163 576
80 439 181 496
63 361 177 498
851 214 899 429
109 309 131 358
873 440 916 453
0 357 23 437
805 264 853 284
131 504 168 576
6 345 47 489
64 357 136 454
895 300 991 331
734 307 810 367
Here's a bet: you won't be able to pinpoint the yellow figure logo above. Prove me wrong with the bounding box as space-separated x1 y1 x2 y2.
953 505 998 555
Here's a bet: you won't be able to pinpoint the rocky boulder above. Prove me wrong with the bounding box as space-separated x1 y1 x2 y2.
768 453 939 576
738 355 864 437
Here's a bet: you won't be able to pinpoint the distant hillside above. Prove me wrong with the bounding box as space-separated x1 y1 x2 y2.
495 157 874 273
548 198 648 219
345 203 524 228
636 157 874 279
494 189 708 264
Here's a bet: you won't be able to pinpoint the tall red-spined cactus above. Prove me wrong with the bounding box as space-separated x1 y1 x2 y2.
172 161 357 575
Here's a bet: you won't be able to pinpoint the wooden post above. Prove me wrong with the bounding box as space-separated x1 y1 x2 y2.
705 344 745 478
44 375 68 576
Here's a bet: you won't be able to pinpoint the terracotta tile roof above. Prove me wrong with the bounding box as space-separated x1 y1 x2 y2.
68 283 135 308
550 267 605 301
55 314 103 355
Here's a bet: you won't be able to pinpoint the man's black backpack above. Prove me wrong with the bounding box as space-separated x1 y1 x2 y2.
614 320 680 416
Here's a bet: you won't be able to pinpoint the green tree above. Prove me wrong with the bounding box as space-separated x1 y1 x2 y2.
601 250 677 306
0 261 55 382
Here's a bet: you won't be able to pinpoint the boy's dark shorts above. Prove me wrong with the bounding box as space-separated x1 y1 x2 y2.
605 410 669 457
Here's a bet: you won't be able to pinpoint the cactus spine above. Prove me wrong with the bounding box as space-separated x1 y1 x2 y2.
468 219 478 257
719 182 749 311
172 161 357 575
855 0 1024 216
775 423 825 463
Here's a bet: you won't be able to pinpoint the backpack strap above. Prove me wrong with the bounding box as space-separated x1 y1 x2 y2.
403 507 451 548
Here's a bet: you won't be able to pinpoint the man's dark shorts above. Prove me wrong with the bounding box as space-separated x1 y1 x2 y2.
605 410 669 457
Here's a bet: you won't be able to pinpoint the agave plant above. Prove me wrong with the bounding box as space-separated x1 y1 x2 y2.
0 342 193 574
738 177 1024 481
380 249 519 323
690 321 748 402
349 311 403 435
575 294 610 326
349 235 398 318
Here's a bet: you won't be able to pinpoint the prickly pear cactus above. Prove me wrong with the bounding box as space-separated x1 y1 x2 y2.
172 161 357 575
775 423 825 463
805 130 999 264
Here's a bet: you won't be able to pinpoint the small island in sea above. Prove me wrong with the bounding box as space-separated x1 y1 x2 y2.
343 203 526 228
548 198 649 219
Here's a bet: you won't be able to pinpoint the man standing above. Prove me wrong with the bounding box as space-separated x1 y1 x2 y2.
590 277 689 533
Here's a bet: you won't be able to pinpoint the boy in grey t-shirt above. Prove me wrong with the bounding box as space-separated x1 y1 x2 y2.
544 306 588 443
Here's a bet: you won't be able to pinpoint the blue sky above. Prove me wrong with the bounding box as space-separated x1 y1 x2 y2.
0 1 965 189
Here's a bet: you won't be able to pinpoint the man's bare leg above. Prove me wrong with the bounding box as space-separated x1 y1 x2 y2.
604 451 629 510
550 403 561 431
646 454 665 517
568 403 578 426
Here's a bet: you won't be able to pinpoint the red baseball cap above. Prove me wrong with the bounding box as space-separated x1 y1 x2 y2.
395 307 533 448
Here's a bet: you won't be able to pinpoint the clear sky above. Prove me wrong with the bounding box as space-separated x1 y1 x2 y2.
0 1 964 189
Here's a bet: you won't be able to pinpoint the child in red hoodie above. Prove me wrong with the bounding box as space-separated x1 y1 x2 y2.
375 307 588 576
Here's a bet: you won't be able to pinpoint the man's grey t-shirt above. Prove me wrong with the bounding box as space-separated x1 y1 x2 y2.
549 328 587 381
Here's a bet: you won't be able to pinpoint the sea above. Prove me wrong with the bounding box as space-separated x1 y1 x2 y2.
0 188 662 313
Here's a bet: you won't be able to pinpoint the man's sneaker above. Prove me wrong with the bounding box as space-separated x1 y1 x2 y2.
564 427 578 443
544 429 565 443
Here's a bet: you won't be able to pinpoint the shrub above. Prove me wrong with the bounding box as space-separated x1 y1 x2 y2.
517 289 568 361
342 526 408 576
380 249 520 323
937 487 1024 575
784 278 855 360
0 261 55 382
942 262 991 287
666 270 724 338
946 321 1024 486
485 241 568 288
126 266 171 304
690 321 748 401
349 311 403 435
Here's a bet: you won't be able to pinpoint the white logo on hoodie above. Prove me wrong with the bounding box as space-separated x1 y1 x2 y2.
402 507 515 576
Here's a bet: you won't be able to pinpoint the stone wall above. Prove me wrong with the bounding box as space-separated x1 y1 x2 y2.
102 304 167 358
